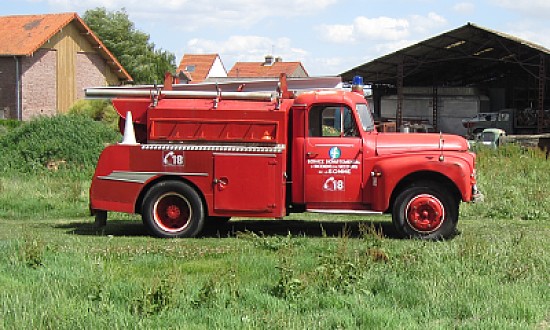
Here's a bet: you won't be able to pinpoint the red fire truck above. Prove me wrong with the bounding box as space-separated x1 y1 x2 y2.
88 75 482 240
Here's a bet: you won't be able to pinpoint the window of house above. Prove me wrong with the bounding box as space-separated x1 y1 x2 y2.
185 65 196 72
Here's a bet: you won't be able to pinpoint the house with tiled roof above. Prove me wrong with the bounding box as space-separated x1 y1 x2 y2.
228 55 308 78
0 12 131 120
177 54 227 83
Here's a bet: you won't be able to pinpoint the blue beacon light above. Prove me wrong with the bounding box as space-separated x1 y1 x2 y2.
351 76 364 94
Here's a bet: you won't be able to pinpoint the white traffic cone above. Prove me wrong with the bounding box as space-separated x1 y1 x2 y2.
120 111 138 145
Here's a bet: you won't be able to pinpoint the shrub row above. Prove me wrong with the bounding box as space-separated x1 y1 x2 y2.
0 114 120 173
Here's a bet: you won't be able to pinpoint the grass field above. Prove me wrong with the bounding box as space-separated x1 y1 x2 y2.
0 145 549 329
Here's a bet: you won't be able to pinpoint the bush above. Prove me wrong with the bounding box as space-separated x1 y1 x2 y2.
0 115 120 173
68 99 119 130
0 119 23 137
0 119 23 130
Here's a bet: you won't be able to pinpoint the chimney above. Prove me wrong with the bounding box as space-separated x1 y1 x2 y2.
264 55 274 66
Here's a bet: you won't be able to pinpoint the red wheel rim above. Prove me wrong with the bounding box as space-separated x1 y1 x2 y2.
405 194 445 233
153 192 192 232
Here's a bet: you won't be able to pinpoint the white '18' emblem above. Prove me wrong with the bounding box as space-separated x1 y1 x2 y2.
323 177 344 191
163 151 184 166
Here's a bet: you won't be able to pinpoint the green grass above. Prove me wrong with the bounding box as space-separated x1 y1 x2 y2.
0 217 548 329
462 144 550 220
0 143 549 329
0 171 91 220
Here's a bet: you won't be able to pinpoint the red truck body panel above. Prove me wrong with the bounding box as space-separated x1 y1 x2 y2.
90 142 288 219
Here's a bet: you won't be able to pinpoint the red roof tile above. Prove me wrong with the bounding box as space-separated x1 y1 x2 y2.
177 54 221 82
0 13 131 81
228 61 308 78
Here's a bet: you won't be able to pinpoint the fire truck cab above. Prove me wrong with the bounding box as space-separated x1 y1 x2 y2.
89 76 482 240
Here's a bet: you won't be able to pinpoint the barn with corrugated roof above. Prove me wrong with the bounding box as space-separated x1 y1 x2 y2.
341 23 550 136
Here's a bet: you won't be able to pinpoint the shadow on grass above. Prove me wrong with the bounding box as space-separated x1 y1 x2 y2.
56 220 148 237
57 217 400 239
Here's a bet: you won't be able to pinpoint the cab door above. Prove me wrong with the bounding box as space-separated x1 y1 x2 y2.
304 105 363 204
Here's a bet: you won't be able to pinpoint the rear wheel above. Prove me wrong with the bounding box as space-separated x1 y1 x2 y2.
142 181 205 238
392 182 458 240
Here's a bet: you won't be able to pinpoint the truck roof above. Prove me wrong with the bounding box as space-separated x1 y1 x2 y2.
294 89 367 106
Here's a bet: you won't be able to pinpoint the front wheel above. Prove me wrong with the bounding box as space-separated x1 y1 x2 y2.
392 182 458 240
142 181 205 238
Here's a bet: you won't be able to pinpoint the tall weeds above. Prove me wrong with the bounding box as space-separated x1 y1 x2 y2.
461 144 550 220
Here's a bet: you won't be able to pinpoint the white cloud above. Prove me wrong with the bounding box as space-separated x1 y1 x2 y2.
452 2 475 14
491 0 550 10
314 13 447 75
316 24 355 44
373 39 417 55
410 12 447 35
503 25 550 50
354 16 410 41
185 35 309 70
317 13 446 44
37 0 339 29
490 0 550 17
303 56 348 76
481 2 550 51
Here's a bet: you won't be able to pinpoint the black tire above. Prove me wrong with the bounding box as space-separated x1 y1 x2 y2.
392 182 458 240
142 181 205 238
472 128 484 136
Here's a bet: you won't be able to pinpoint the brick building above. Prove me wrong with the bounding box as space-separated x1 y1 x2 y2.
0 13 131 120
176 54 309 83
228 55 308 78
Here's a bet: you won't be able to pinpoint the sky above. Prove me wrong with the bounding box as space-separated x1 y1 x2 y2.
2 0 550 76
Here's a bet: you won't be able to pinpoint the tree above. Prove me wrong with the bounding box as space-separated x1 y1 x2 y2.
83 7 176 84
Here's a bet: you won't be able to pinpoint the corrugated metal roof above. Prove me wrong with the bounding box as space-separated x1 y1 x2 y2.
341 23 550 86
0 13 131 81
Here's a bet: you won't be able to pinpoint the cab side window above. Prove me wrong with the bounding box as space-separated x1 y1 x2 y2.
309 105 358 137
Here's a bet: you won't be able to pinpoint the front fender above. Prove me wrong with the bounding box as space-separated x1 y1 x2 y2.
369 153 473 212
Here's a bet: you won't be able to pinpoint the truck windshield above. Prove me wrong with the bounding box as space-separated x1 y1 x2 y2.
356 103 375 132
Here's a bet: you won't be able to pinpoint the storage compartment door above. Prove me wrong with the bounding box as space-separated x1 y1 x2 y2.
213 154 280 213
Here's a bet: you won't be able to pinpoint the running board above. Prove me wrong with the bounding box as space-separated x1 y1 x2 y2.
307 209 383 215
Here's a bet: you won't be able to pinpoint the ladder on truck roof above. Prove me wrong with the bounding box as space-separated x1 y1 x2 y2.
85 88 278 102
85 74 342 102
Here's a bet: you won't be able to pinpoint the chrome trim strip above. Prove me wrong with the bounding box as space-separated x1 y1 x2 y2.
141 144 286 153
98 171 208 183
120 171 209 177
307 209 382 215
313 144 357 148
213 153 277 158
